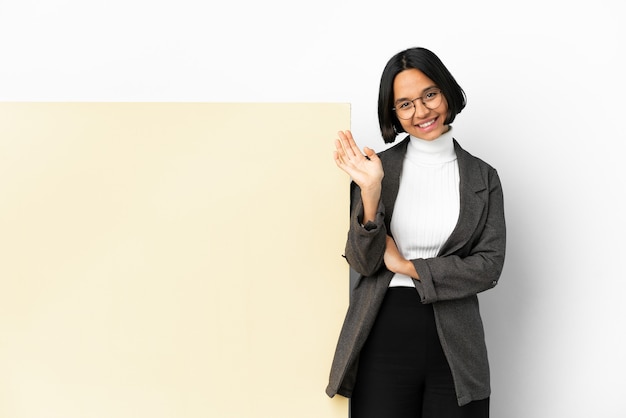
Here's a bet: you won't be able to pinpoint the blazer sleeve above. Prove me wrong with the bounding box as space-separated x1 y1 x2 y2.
413 167 506 303
343 181 387 277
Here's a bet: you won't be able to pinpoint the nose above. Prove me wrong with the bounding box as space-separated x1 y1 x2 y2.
412 99 430 118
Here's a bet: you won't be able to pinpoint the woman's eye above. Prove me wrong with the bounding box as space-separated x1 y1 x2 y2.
425 91 439 100
398 101 411 109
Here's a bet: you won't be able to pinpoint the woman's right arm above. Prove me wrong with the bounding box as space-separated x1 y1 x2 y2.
333 130 386 276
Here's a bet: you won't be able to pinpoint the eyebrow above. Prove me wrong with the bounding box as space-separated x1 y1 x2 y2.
394 85 439 104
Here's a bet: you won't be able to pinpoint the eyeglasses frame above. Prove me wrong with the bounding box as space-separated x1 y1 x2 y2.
392 88 443 120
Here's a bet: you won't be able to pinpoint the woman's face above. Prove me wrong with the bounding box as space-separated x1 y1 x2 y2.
393 68 449 141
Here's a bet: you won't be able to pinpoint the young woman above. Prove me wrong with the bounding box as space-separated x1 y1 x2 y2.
326 47 506 418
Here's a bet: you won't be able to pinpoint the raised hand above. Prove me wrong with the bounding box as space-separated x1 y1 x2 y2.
333 130 384 193
333 130 384 225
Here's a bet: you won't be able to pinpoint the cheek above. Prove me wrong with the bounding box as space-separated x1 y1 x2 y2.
398 118 413 131
439 100 450 120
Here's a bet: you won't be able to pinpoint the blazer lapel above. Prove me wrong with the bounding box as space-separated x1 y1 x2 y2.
380 137 410 233
438 140 487 256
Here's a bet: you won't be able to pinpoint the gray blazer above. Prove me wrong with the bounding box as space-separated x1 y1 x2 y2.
325 136 506 407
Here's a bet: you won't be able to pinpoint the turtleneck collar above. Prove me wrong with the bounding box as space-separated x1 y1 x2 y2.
406 127 456 165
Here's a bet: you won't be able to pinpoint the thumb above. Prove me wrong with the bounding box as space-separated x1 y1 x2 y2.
363 147 378 159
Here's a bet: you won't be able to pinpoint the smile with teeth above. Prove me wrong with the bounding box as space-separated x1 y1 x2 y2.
417 119 436 128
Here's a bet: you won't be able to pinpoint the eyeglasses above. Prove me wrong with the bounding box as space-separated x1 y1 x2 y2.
392 88 443 120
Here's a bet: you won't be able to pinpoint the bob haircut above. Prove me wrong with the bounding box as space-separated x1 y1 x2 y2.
378 47 466 143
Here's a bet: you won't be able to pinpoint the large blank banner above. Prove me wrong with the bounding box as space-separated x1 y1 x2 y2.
0 103 350 418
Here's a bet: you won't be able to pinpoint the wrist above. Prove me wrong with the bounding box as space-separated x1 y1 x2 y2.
396 259 418 280
360 181 381 196
405 260 419 280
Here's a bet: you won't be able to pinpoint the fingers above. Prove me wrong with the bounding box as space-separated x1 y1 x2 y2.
333 132 349 168
337 130 360 157
333 147 344 168
334 139 347 168
336 130 366 162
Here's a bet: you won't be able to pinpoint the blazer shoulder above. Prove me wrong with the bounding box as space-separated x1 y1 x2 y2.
378 136 410 159
454 139 498 172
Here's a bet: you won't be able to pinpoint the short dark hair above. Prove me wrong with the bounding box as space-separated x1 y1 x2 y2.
378 47 466 143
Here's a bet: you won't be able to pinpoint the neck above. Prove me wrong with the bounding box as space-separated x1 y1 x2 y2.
407 127 456 164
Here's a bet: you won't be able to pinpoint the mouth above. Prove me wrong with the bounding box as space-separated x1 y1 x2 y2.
417 118 437 129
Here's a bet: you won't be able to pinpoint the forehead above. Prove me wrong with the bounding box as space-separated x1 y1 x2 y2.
393 69 436 98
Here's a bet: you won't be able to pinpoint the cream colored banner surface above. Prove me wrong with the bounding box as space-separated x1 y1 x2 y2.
0 103 350 417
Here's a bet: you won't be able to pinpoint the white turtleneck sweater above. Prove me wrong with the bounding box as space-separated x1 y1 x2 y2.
388 129 460 288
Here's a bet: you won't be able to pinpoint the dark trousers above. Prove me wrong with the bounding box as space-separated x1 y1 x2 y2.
350 287 489 418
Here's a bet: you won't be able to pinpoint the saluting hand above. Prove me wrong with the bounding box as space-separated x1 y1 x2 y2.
333 130 384 192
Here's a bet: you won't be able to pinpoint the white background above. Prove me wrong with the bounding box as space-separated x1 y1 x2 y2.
1 0 625 416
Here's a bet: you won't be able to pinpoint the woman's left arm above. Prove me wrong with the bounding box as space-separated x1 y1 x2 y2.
410 168 506 304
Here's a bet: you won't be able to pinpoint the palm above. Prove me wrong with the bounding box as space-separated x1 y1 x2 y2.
333 130 383 190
